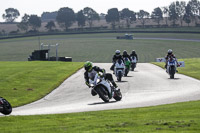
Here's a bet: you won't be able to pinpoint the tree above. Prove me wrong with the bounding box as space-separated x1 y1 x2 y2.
137 10 150 27
184 4 193 26
2 8 20 22
162 6 169 25
45 21 56 31
151 7 163 26
176 1 186 27
188 0 200 24
169 2 179 26
76 10 86 28
83 7 100 28
105 8 120 29
56 7 76 31
120 8 136 28
28 15 41 31
17 14 29 32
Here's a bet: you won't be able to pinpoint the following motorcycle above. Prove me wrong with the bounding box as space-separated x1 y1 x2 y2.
130 56 137 71
124 57 131 76
0 97 12 115
89 73 122 102
114 59 125 81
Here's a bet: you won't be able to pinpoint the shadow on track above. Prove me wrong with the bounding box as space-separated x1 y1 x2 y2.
88 101 118 105
168 78 181 80
116 81 128 83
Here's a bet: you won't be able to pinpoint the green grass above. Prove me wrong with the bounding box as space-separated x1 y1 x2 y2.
0 61 83 107
152 58 200 80
0 100 200 133
0 33 200 62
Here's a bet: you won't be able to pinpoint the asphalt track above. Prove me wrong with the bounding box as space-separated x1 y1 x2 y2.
11 63 200 116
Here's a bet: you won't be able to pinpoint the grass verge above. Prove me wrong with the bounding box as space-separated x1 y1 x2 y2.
0 101 200 132
0 61 83 107
152 58 200 80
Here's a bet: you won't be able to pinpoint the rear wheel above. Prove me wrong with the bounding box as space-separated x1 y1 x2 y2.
113 89 122 101
95 86 109 103
1 98 12 115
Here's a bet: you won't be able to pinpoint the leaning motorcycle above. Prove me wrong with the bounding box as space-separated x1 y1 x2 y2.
166 57 177 79
130 56 137 71
89 73 122 102
114 59 125 81
124 57 131 76
0 97 12 115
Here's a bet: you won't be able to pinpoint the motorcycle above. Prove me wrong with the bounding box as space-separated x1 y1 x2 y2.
89 73 122 103
130 56 137 71
166 57 177 79
114 59 125 81
124 57 131 76
0 97 12 115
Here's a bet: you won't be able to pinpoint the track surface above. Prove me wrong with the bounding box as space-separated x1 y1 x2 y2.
11 63 200 116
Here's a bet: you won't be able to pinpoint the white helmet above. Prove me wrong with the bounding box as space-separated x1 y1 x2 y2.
168 49 173 54
115 50 120 56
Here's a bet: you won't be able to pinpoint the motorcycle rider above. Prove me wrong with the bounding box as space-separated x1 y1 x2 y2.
165 49 179 69
130 50 138 61
122 50 131 61
84 61 118 96
110 50 124 71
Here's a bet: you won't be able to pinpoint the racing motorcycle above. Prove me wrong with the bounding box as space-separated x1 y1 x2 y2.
0 97 12 115
124 57 131 76
89 73 122 103
114 59 125 81
130 56 137 71
166 57 178 79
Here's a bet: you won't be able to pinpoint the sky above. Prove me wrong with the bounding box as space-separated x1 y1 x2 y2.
0 0 190 22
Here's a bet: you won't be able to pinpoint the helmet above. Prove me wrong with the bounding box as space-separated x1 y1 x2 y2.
168 49 173 54
131 50 136 54
123 50 127 55
115 50 120 57
84 61 93 71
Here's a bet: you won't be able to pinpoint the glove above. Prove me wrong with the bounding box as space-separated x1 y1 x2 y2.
177 64 180 67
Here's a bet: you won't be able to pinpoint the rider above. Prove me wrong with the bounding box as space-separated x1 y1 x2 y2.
84 61 118 96
110 50 124 71
165 49 179 69
130 50 138 61
122 50 131 61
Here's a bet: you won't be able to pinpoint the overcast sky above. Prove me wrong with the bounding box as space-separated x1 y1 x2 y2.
0 0 190 22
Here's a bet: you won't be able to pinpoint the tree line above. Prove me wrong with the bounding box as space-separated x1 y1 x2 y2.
1 0 200 33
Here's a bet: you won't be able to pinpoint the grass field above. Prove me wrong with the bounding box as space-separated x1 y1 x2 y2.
0 33 200 62
0 100 200 132
0 61 83 107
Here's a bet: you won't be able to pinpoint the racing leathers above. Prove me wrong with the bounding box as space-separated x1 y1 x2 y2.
110 55 124 71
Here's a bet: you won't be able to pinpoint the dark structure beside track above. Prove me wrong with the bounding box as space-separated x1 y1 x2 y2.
28 50 72 62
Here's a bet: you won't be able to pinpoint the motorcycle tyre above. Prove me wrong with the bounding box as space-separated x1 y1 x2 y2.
169 66 175 79
95 86 110 103
0 98 12 115
113 90 122 101
117 71 122 82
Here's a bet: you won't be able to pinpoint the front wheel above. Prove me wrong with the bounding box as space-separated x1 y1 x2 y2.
169 66 175 79
0 98 12 115
117 71 122 81
95 86 110 103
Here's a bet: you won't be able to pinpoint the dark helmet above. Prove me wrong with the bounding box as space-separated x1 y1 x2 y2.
123 50 127 55
131 50 136 54
168 49 173 55
84 61 93 71
115 50 120 57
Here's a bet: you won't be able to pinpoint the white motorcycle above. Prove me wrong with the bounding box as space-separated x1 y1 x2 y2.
130 56 137 71
89 73 122 102
114 59 125 81
166 57 178 79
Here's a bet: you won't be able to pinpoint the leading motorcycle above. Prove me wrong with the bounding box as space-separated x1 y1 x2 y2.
130 56 137 71
89 73 122 103
0 97 12 115
166 57 177 79
114 59 125 81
